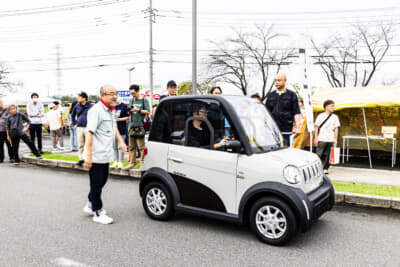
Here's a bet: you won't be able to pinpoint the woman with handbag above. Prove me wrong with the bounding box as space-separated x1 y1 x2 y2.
124 85 150 170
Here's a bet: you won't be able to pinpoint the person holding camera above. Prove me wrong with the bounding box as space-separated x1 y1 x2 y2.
124 84 150 170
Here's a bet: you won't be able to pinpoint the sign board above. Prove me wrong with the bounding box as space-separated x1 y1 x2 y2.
117 89 167 104
382 126 397 139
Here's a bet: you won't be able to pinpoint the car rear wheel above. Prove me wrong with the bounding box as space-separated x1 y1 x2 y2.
142 182 173 221
250 197 297 246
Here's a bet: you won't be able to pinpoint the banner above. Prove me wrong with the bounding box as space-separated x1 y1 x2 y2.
298 34 314 133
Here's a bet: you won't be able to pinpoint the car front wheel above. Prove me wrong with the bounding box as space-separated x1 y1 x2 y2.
250 197 297 246
142 182 173 221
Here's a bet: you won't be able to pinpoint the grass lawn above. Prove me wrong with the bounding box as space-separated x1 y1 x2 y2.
333 182 400 198
30 152 139 168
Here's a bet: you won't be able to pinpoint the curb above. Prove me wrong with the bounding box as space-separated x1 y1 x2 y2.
22 155 400 212
22 155 141 179
335 191 400 211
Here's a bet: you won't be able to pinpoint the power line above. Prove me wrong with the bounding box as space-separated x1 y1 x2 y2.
0 0 134 18
5 60 148 73
161 6 400 16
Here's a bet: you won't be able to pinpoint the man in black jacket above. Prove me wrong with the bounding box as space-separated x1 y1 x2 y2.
265 73 301 147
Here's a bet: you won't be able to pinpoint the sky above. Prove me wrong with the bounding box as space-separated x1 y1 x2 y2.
1 0 400 98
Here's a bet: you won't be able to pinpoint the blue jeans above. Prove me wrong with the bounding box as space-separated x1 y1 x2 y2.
69 126 78 151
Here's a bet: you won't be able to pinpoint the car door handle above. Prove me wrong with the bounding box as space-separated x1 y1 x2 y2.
237 171 245 179
169 157 183 163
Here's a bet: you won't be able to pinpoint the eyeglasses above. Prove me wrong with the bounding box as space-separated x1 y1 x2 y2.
104 93 118 96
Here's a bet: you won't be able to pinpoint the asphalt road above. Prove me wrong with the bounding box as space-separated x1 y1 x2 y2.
1 164 400 267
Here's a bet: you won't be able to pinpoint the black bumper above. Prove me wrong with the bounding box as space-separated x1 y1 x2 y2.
293 175 335 232
307 176 335 221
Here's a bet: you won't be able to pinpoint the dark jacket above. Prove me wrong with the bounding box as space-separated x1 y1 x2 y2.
265 89 300 132
0 108 9 132
6 113 30 137
71 102 92 127
187 122 212 149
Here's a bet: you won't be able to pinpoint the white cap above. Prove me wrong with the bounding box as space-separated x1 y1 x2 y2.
48 103 55 109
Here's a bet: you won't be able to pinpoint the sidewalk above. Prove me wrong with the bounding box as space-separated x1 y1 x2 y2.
329 166 400 187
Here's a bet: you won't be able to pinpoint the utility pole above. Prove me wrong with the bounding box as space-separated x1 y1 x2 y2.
192 0 197 95
144 0 155 105
55 44 62 97
128 66 135 87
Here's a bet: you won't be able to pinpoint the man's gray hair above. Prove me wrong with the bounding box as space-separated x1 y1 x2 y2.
100 86 107 95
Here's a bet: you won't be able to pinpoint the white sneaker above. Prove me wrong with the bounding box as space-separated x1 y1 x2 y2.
83 202 93 215
93 210 114 224
56 144 65 150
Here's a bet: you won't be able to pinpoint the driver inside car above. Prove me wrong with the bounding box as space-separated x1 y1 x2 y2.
187 102 229 149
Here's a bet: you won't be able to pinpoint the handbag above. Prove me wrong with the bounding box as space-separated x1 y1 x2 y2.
143 114 152 132
329 146 340 165
129 126 146 138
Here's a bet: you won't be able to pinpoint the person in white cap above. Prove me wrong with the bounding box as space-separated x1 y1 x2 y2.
46 101 65 152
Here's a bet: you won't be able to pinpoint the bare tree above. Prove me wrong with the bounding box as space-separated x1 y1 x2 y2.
0 63 12 95
206 42 250 96
312 22 395 87
206 25 295 100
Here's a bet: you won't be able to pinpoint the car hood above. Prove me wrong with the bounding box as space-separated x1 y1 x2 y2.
264 148 320 167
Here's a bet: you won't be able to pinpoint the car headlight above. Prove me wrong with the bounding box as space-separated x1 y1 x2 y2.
283 165 301 184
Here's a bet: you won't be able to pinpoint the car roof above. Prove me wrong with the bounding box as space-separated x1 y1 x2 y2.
158 95 245 103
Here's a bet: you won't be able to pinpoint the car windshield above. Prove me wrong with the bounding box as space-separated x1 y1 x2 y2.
224 96 281 153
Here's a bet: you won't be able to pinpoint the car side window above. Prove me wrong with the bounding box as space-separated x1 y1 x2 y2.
149 99 242 153
183 100 241 152
148 101 174 144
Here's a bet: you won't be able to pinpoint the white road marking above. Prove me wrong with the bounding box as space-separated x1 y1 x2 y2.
52 257 90 267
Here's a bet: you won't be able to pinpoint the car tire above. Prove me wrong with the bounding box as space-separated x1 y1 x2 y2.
142 182 174 221
249 197 297 246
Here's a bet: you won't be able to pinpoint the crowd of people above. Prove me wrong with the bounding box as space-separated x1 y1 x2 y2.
0 74 340 224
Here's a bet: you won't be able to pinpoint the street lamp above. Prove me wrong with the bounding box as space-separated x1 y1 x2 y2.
128 66 135 87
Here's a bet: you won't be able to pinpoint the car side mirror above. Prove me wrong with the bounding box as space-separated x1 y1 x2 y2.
225 140 242 153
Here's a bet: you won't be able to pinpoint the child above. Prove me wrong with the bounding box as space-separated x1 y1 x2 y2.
46 101 65 152
6 105 41 163
314 100 340 174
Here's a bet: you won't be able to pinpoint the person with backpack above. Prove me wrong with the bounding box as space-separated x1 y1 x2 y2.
6 104 41 163
124 84 150 170
70 92 92 166
314 100 341 174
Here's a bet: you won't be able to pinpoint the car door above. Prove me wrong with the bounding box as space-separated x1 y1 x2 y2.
168 144 238 214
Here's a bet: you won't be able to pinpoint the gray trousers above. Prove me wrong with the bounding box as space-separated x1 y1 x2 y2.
51 128 64 148
316 141 333 170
